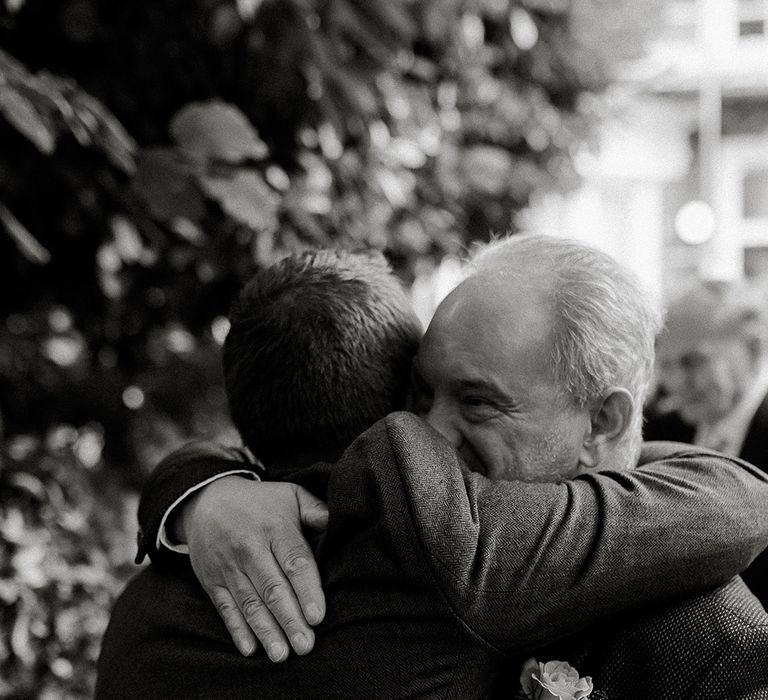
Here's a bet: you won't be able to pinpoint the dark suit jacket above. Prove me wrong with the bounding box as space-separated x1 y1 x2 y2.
97 413 768 699
645 395 768 606
642 408 695 444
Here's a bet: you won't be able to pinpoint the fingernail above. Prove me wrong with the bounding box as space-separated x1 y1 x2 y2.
268 642 287 662
306 603 323 625
292 632 311 655
237 637 255 656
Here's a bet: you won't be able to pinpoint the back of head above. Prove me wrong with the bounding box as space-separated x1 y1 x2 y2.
223 250 422 464
471 234 663 460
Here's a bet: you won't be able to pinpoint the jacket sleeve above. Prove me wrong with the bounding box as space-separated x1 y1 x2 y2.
382 413 768 655
136 441 262 568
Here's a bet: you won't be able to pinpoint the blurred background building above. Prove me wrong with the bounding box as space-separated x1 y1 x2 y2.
524 0 768 298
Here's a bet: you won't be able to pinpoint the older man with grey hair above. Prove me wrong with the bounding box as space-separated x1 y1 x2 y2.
648 279 768 608
102 236 768 699
421 234 661 483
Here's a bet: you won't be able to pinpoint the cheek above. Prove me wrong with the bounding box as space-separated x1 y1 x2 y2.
537 428 575 469
464 427 513 477
723 363 751 401
710 362 740 397
466 427 501 462
684 367 715 394
536 411 586 472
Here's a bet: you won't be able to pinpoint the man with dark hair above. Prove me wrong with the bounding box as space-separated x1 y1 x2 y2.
223 250 421 461
98 243 768 699
125 249 423 654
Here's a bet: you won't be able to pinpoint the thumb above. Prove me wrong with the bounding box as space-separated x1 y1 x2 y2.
294 486 329 530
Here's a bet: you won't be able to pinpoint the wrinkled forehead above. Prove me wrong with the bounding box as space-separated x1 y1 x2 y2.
419 273 558 377
444 271 553 318
431 274 554 342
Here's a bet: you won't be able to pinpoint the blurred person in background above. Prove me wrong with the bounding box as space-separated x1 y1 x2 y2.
647 280 768 607
98 240 768 699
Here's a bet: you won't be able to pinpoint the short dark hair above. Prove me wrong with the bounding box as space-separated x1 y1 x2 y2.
223 250 422 463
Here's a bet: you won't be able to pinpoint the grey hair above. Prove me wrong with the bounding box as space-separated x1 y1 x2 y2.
665 278 767 344
470 234 663 461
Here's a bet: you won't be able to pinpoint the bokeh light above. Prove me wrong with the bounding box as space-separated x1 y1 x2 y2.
121 386 145 410
674 201 716 245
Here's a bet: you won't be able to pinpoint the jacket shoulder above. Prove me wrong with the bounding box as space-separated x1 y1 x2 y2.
691 578 768 699
559 578 768 700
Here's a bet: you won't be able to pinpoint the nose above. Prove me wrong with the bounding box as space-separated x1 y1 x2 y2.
679 366 703 393
662 365 685 400
425 399 461 448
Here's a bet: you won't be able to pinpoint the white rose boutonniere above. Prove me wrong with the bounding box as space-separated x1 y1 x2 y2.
517 657 593 700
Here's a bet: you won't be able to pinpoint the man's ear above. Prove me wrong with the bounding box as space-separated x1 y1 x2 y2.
579 388 635 469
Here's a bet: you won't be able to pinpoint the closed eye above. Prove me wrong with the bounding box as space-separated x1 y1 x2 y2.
463 396 489 407
461 395 501 421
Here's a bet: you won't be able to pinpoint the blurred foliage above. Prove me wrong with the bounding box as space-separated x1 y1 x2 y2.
0 0 662 472
0 0 659 696
0 429 136 698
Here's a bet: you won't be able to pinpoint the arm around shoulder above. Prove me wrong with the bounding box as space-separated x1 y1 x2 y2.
383 414 768 655
136 441 261 567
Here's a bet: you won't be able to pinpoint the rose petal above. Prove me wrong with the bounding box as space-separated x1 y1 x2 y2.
533 660 593 700
520 657 540 694
532 675 569 700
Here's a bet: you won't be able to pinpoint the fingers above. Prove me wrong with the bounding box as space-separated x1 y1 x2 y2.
237 545 316 657
290 486 327 624
210 571 302 662
236 583 292 662
207 584 257 657
185 479 327 662
273 537 325 627
295 486 329 531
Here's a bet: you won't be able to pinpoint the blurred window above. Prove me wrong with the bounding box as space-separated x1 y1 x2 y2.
739 0 767 37
743 169 768 218
744 246 768 277
740 19 765 35
664 0 698 41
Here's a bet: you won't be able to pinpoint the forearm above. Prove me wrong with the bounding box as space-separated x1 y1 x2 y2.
136 441 262 567
466 456 765 650
385 415 768 653
157 470 260 554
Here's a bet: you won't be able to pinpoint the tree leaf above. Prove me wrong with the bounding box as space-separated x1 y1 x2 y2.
461 145 515 196
328 1 395 63
170 101 268 164
0 86 56 154
0 203 50 264
524 0 570 13
199 170 280 231
133 148 206 222
351 0 417 41
68 91 137 174
236 0 264 20
326 64 379 116
10 602 36 667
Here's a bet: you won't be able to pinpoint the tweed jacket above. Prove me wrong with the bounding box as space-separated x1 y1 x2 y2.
97 413 768 699
517 577 768 700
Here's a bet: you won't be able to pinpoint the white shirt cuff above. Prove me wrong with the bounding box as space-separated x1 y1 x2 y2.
157 469 261 554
